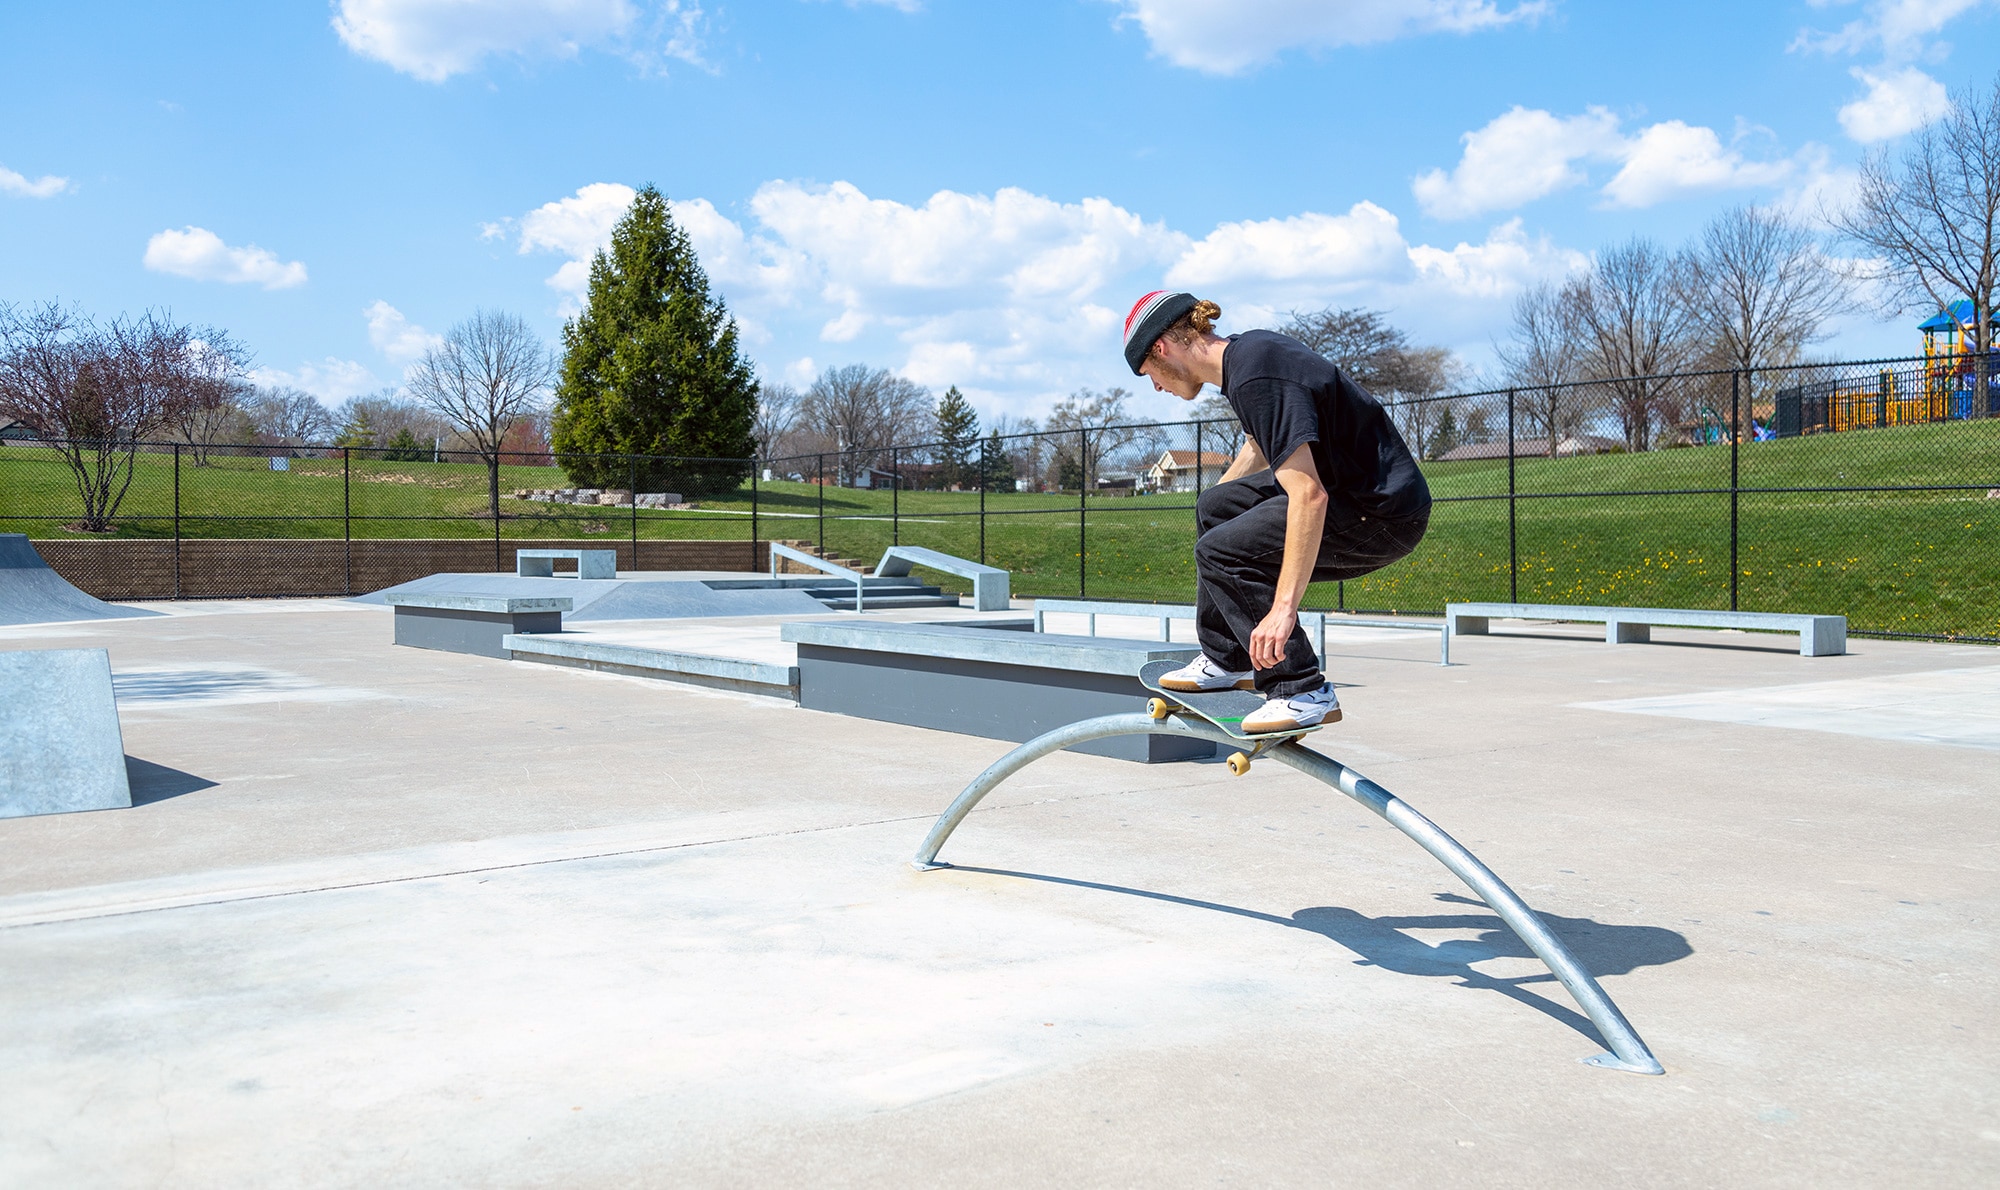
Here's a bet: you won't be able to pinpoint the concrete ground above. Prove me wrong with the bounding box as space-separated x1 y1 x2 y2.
0 593 1995 1187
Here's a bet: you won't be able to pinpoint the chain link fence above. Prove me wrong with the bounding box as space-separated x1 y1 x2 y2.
2 355 1994 639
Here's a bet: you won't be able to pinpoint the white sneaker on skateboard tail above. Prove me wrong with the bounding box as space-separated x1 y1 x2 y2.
1241 683 1341 733
1156 654 1255 692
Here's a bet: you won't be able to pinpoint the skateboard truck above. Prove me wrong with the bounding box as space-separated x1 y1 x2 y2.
1146 695 1283 775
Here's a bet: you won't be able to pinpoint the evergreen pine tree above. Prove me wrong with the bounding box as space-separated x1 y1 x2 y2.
550 185 758 494
932 385 979 489
979 429 1014 491
1428 407 1460 460
383 427 425 462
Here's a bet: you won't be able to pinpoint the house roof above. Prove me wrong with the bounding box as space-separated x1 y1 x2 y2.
1155 449 1231 467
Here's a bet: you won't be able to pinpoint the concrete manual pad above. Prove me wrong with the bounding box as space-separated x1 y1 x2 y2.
0 648 131 818
0 605 1995 1186
1576 665 2000 750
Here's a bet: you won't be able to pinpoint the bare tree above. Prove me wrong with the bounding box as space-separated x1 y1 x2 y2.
1496 281 1594 457
1044 387 1138 488
1684 205 1854 427
246 386 336 453
796 364 930 483
1279 307 1408 390
752 381 802 461
407 309 558 518
334 389 450 457
1563 238 1702 449
1833 74 2000 416
0 302 248 531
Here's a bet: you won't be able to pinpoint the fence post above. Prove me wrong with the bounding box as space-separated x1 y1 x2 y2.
892 446 899 547
630 456 639 572
1507 388 1517 603
750 457 760 572
172 443 181 601
343 446 352 597
978 435 987 566
818 453 826 556
1078 427 1088 598
1730 370 1741 612
492 448 502 573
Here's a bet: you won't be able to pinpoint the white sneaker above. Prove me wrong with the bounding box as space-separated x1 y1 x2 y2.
1241 683 1341 733
1156 654 1255 692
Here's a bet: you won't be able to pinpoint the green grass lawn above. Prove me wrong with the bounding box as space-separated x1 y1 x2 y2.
2 422 1996 638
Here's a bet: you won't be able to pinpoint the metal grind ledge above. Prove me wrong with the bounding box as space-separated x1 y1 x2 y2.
912 711 1666 1076
504 634 799 699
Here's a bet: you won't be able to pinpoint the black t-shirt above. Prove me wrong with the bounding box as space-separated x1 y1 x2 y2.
1219 329 1430 520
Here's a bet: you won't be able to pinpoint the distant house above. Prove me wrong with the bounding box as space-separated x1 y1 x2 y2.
1144 449 1231 492
0 417 40 443
1436 434 1621 462
1095 472 1138 495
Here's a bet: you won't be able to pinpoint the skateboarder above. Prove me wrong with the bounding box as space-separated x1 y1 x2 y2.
1121 291 1432 732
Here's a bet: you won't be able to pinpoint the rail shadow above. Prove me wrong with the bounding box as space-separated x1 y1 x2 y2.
124 757 220 806
952 868 1690 1046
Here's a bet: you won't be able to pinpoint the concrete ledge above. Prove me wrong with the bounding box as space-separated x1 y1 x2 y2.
505 635 799 699
515 549 616 580
385 593 574 615
1447 601 1846 657
389 593 572 659
780 619 1188 675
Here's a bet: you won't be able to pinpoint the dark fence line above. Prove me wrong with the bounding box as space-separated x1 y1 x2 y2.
2 354 1995 639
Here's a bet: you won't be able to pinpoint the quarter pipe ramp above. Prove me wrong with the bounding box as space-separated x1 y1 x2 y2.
0 535 161 628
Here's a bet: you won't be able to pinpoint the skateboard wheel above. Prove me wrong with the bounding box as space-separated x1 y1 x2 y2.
1226 752 1251 776
1146 697 1174 720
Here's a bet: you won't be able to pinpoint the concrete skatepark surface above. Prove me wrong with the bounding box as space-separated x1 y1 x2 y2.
0 534 161 628
0 595 1995 1186
356 571 835 620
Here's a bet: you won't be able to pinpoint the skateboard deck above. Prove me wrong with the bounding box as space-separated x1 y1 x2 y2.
1138 659 1322 743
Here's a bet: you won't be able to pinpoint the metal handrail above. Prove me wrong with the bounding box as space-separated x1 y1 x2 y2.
1031 599 1450 666
911 712 1663 1075
769 541 865 612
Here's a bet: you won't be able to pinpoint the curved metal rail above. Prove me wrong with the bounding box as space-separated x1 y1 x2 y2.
911 712 1664 1075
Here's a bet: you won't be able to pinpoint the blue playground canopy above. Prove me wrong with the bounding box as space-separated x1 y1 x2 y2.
1918 300 1998 333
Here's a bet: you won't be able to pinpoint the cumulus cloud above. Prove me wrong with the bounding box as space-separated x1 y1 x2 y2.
364 301 443 363
249 359 380 403
332 0 705 83
1412 107 1622 219
1 163 69 199
1114 0 1547 75
1169 203 1409 288
1415 107 1802 216
1837 65 1952 141
143 227 308 289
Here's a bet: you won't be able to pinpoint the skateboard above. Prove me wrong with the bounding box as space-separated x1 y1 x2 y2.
1138 659 1323 777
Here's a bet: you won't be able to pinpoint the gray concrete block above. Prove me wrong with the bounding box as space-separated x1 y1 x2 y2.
0 648 131 819
392 605 565 659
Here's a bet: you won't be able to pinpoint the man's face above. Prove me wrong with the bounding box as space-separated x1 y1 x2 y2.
1140 340 1202 400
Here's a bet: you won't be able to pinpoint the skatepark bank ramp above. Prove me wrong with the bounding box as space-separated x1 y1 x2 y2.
0 535 160 628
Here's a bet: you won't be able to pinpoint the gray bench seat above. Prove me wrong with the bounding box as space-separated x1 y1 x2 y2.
386 593 573 658
780 619 1211 762
1446 602 1845 657
516 548 616 579
874 546 1011 612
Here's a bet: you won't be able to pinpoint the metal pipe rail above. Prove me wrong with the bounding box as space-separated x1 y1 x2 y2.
1031 599 1450 666
769 541 865 612
911 712 1663 1075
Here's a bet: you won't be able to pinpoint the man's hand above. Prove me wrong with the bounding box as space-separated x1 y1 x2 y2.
1250 604 1297 671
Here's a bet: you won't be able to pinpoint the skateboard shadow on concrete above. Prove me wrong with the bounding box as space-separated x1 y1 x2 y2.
953 869 1690 1046
124 757 220 806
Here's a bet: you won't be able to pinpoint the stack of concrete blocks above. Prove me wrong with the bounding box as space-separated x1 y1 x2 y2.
0 648 132 819
513 489 687 508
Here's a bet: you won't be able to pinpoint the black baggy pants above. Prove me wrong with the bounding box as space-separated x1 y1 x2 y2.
1194 470 1430 697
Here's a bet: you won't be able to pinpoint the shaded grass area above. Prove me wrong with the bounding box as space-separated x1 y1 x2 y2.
2 425 1996 638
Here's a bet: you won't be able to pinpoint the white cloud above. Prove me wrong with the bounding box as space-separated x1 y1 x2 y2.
1837 65 1952 141
1793 0 1987 59
364 301 443 363
1407 218 1589 299
1114 0 1547 75
0 163 69 199
1600 120 1795 208
1412 106 1622 219
1415 107 1801 216
332 0 704 83
249 359 380 403
1169 203 1409 288
143 227 308 289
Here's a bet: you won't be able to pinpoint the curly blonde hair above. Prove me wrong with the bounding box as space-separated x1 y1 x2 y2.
1158 298 1221 349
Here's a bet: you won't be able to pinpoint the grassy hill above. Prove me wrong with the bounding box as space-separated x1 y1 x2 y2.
2 418 1995 638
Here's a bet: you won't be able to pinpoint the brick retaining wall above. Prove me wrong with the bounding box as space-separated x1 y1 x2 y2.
30 538 791 601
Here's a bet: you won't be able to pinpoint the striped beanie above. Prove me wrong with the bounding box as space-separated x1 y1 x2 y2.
1122 290 1198 375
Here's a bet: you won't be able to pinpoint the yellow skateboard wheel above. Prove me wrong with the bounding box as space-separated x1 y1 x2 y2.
1146 697 1174 720
1226 752 1251 776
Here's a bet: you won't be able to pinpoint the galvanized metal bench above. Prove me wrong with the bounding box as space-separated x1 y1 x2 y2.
1445 601 1846 657
515 548 617 579
386 592 572 659
875 546 1011 612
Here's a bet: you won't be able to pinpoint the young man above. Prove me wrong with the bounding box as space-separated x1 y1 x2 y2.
1122 291 1432 732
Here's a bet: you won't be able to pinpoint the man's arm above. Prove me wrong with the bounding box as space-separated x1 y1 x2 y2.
1248 442 1328 671
1219 438 1267 483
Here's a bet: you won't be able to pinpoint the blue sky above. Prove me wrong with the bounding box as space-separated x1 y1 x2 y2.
3 1 1997 421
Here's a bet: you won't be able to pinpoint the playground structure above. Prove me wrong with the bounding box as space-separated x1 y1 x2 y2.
1775 302 1999 437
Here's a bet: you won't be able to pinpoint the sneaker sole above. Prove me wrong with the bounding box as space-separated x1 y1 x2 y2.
1157 676 1257 692
1242 707 1343 733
